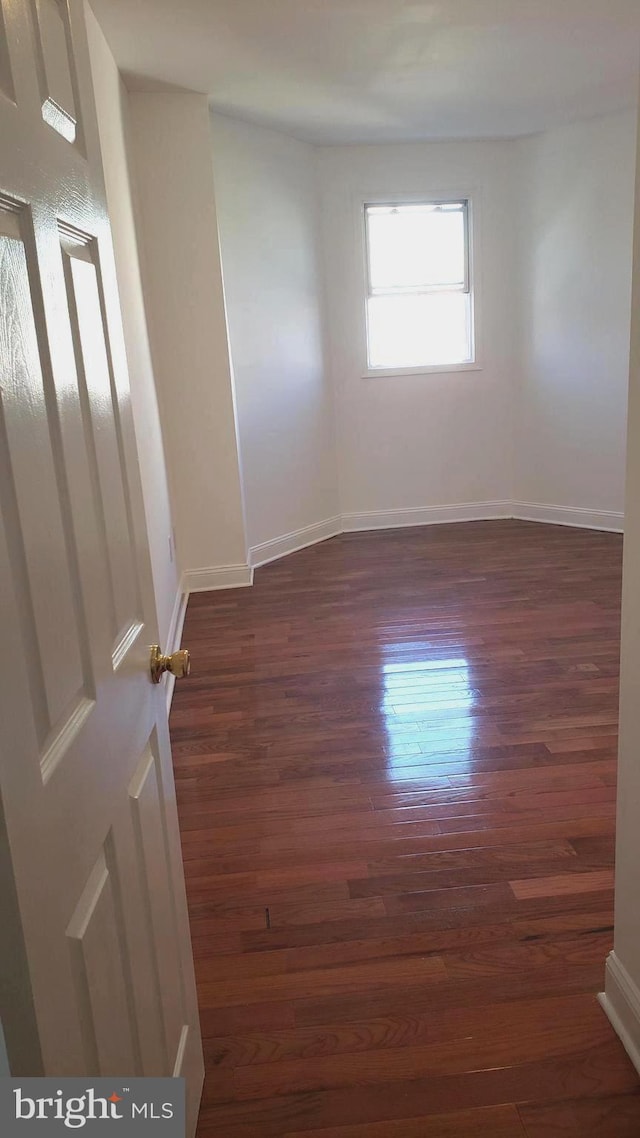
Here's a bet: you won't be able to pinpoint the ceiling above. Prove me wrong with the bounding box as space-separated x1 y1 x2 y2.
90 0 640 145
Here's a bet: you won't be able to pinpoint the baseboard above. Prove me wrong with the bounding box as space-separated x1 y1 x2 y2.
600 951 640 1075
511 501 624 533
341 501 513 532
175 502 622 608
164 585 188 713
249 516 342 568
179 563 253 593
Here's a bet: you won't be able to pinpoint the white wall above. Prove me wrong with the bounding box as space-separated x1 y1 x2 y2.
126 92 249 583
602 102 640 1069
82 28 639 611
516 111 637 518
210 114 339 556
85 7 179 644
318 140 519 521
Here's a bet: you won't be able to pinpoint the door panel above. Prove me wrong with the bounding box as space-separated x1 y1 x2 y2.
0 205 96 777
0 0 204 1130
61 230 143 659
66 845 139 1077
0 4 13 100
130 741 187 1073
32 0 80 142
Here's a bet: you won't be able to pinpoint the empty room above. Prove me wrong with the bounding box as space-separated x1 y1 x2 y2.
2 1 640 1136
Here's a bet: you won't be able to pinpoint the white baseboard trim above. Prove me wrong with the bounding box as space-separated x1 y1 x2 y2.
164 585 189 713
341 501 513 532
174 502 623 613
600 951 640 1075
180 563 253 593
249 516 342 568
511 501 624 533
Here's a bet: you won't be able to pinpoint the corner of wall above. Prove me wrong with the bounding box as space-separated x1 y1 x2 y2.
601 951 640 1076
125 91 249 577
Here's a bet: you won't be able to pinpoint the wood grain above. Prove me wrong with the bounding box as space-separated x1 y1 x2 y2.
283 1104 527 1137
169 521 639 1136
518 1092 640 1136
509 869 615 900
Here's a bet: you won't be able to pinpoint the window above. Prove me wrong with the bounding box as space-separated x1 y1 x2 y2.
364 200 474 373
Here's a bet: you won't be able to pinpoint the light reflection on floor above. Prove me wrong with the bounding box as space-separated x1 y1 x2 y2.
381 647 475 779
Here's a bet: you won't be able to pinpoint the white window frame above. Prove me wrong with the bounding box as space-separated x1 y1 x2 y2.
359 192 482 378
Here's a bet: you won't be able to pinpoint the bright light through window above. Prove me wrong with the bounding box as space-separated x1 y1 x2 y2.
365 201 473 371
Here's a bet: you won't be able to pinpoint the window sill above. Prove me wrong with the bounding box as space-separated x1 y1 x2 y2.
361 362 482 378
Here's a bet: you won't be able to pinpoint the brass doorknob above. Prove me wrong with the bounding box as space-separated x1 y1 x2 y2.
150 645 191 684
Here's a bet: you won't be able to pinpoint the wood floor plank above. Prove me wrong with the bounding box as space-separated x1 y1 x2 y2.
283 1103 527 1138
196 1041 638 1135
239 886 615 955
348 851 609 899
518 1093 640 1136
168 522 640 1137
510 869 615 900
197 953 447 1010
196 921 521 985
199 1001 296 1039
205 992 610 1070
292 966 609 1031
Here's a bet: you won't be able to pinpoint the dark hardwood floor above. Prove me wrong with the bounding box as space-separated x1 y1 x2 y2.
170 519 640 1137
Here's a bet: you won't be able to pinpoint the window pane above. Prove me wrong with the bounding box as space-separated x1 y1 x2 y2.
367 292 472 369
367 205 466 292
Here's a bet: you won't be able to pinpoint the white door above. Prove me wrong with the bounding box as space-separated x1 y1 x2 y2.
0 0 204 1131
